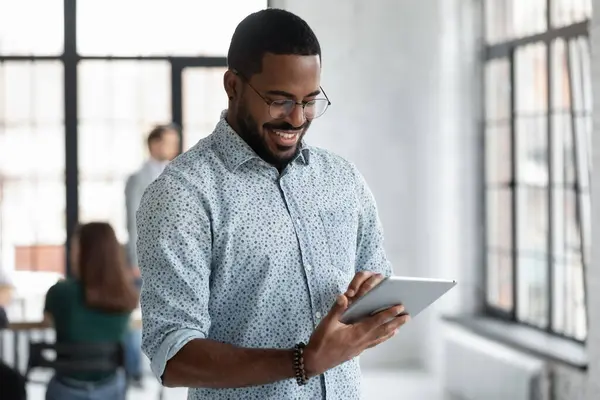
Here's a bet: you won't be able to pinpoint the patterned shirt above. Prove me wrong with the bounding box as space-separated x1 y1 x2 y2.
137 111 392 400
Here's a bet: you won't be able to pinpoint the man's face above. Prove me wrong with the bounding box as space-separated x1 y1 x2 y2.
233 54 321 168
151 129 180 161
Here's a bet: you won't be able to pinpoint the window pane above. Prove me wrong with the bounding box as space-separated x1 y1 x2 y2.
0 62 65 288
0 0 63 55
1 62 64 126
551 38 591 188
568 38 590 114
580 191 591 264
515 44 548 114
77 0 267 56
517 187 548 254
552 189 581 261
551 39 570 112
552 253 587 340
485 0 547 44
485 59 511 122
78 61 170 243
574 116 591 189
551 0 592 27
551 113 576 185
486 251 513 311
183 67 228 150
485 124 511 184
486 188 512 250
516 255 548 327
516 116 548 186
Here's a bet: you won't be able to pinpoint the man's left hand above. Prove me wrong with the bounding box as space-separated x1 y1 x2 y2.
344 271 385 304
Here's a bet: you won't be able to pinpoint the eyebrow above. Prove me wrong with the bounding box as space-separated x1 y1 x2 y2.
265 89 322 99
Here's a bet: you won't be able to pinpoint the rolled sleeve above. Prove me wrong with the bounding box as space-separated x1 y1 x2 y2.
352 166 393 277
136 169 212 383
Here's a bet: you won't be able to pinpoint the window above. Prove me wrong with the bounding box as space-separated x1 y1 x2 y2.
483 0 591 341
182 67 228 151
78 61 171 242
0 61 65 275
0 0 267 309
0 0 63 55
77 0 268 56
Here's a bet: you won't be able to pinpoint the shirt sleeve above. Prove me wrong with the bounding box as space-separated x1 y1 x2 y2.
352 165 393 277
136 169 212 383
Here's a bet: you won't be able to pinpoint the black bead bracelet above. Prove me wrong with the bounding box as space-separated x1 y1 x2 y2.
293 342 308 386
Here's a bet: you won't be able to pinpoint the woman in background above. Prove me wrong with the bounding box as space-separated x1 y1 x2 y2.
44 222 139 400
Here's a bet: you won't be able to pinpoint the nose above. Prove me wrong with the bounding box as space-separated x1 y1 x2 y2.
286 103 306 128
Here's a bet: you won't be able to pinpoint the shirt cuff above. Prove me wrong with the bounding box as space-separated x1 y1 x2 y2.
151 328 207 383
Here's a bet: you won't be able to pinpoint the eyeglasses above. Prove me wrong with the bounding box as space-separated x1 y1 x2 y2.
232 70 331 120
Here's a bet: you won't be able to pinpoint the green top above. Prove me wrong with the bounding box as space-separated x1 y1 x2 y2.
44 278 131 382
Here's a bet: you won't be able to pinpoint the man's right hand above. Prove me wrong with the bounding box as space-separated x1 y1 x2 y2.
303 294 409 377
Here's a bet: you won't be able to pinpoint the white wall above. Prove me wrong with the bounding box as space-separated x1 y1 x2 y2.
270 0 481 369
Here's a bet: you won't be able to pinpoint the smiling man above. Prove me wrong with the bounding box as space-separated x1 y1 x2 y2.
136 8 408 400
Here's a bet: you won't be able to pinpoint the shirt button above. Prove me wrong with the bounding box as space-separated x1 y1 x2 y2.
315 312 322 319
306 264 312 272
296 218 301 224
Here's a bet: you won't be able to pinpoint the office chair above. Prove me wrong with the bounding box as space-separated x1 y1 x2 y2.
25 341 126 387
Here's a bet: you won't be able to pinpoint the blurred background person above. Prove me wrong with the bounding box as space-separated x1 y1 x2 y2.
123 123 180 387
43 222 138 400
0 267 27 400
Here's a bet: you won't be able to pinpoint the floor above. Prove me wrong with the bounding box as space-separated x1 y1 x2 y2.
27 368 445 399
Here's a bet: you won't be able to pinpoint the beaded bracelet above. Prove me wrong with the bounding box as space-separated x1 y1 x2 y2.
293 342 308 386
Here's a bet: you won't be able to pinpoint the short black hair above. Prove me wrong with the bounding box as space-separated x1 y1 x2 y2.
227 8 321 78
147 123 180 148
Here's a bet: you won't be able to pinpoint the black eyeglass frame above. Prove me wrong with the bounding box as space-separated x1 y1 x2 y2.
231 69 331 120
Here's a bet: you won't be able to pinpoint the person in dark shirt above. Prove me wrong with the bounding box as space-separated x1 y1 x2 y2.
44 222 139 400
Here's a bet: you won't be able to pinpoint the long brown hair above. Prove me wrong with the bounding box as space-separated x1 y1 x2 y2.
75 222 138 313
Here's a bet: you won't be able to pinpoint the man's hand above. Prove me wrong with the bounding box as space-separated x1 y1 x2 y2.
303 294 409 377
345 271 385 304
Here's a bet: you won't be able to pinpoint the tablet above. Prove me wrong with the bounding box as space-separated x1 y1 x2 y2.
339 276 457 325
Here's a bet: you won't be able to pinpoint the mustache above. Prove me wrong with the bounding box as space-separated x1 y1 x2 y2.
263 122 308 131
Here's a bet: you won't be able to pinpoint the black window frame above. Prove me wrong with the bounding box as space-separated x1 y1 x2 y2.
0 0 271 276
482 0 591 342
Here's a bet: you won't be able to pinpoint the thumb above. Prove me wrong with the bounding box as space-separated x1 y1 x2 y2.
328 294 349 320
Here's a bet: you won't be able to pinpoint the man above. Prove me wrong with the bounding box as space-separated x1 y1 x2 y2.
136 9 408 399
124 124 180 386
125 124 180 272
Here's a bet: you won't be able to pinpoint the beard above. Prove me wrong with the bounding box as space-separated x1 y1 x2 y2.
235 100 310 168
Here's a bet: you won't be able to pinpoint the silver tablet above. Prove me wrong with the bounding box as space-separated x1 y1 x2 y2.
339 276 457 325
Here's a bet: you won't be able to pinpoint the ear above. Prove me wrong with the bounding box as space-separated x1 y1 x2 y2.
223 70 239 100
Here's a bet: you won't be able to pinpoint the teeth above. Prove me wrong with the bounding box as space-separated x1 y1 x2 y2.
274 130 298 140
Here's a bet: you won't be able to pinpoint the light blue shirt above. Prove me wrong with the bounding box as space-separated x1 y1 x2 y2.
136 111 392 399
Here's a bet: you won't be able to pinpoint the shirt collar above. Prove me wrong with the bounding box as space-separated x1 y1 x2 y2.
213 110 310 172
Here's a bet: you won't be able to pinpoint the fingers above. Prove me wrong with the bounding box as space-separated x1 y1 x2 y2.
366 330 396 349
371 314 410 344
326 294 349 322
353 274 384 299
345 271 377 298
355 304 406 333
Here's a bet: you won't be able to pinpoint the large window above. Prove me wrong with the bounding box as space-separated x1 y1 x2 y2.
78 60 171 242
0 0 267 310
484 0 591 341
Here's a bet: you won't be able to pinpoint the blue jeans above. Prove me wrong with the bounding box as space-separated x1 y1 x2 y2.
124 327 143 378
46 372 126 400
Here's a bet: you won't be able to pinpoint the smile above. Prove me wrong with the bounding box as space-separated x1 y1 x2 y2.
268 129 301 147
